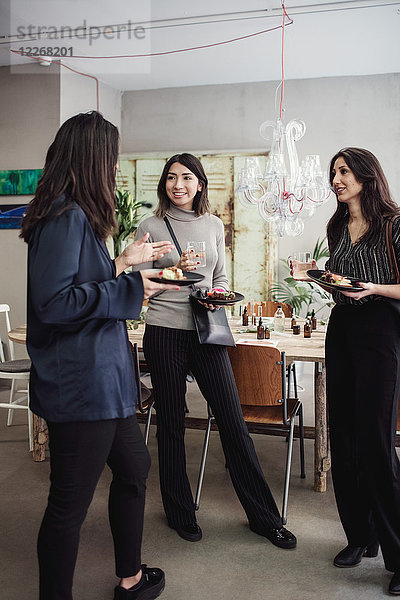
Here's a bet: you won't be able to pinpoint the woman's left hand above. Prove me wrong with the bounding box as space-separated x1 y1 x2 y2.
115 233 173 275
341 281 376 300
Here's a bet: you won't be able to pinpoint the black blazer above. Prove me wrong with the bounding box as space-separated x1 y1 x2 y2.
27 195 144 422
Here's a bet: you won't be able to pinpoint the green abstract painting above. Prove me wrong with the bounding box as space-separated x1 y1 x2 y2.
0 169 42 195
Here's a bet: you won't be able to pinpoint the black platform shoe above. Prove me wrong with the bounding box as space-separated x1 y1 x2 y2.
389 572 400 595
113 565 165 600
333 542 379 568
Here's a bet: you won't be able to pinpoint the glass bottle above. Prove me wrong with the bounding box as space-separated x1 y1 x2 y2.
264 326 270 339
242 306 249 326
257 317 265 339
311 309 317 330
273 305 285 333
291 307 296 329
304 318 312 338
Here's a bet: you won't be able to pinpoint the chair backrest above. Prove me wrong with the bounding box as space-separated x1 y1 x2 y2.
246 301 292 318
227 344 285 406
0 304 14 361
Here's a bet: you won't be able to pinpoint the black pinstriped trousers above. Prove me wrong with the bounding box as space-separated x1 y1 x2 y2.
143 324 282 531
326 300 400 571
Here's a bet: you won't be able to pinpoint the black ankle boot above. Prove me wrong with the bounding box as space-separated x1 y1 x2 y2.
333 542 379 568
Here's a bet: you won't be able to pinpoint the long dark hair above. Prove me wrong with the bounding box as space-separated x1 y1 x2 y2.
156 153 210 218
326 147 399 250
20 111 119 242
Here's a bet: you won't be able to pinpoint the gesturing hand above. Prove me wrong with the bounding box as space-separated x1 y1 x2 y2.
115 233 174 276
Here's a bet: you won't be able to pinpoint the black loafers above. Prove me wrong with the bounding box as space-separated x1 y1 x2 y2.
113 565 165 600
389 572 400 595
173 522 202 542
333 543 379 568
250 525 297 549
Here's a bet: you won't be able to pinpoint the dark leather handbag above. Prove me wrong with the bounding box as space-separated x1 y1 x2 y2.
164 217 235 347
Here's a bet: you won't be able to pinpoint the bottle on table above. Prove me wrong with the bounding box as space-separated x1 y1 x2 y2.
242 306 249 326
304 318 312 338
257 317 265 340
264 326 270 339
273 305 285 333
311 309 317 330
291 307 296 329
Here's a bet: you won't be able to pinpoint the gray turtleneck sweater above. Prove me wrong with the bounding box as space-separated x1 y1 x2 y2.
133 204 229 330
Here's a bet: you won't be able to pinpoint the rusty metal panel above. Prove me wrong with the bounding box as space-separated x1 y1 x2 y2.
200 155 233 284
116 159 136 197
135 159 166 220
233 156 277 305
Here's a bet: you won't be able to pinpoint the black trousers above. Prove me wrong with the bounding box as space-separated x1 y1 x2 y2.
38 415 151 600
143 324 282 531
326 301 400 570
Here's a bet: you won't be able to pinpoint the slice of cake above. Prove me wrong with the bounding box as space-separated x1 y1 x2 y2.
159 267 187 280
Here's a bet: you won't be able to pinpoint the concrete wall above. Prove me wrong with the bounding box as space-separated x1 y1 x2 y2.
60 69 122 129
121 73 400 276
0 63 122 356
0 63 61 357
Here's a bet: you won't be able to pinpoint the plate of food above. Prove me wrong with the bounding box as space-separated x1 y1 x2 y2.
191 287 245 305
307 269 364 292
149 267 205 286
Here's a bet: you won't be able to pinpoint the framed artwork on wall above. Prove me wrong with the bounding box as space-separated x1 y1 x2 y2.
0 169 42 195
0 204 28 229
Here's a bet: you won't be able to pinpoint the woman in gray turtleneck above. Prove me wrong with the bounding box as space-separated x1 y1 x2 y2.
134 153 296 549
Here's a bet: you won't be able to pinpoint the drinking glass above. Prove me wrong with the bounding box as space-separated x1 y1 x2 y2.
186 241 206 267
288 251 314 280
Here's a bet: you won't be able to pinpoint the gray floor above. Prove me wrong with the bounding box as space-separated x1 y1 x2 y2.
0 380 394 600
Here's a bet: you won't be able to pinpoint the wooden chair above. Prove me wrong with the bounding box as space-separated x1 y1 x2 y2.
247 301 292 318
0 304 32 451
130 342 154 445
195 344 305 524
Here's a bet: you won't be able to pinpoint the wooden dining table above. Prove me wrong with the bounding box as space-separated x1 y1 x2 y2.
128 317 330 493
8 319 330 492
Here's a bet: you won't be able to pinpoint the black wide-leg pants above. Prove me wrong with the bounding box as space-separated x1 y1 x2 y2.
326 300 400 570
143 324 282 532
38 416 151 600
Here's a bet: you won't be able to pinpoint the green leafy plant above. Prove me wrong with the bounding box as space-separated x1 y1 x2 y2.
126 310 146 330
269 237 334 317
113 190 146 257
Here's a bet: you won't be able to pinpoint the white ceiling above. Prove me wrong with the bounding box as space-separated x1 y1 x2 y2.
1 0 399 91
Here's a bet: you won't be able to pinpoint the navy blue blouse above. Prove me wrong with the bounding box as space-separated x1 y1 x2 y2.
27 195 144 422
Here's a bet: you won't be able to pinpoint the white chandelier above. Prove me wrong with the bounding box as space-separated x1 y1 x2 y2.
235 6 332 237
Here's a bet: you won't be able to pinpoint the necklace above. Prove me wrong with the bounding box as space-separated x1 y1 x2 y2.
349 219 368 244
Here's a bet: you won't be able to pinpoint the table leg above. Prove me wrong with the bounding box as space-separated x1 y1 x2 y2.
32 413 48 462
314 362 330 492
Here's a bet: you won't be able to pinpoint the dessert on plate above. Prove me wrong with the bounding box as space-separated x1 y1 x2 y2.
159 266 187 280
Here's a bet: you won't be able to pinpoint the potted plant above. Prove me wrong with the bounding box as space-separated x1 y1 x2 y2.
269 237 334 318
113 189 147 257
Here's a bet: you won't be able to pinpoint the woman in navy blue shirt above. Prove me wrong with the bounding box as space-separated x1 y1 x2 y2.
20 111 178 600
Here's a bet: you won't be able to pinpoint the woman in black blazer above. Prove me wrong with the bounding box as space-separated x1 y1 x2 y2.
20 111 177 600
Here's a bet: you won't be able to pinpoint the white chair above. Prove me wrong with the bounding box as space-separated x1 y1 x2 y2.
0 304 32 451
